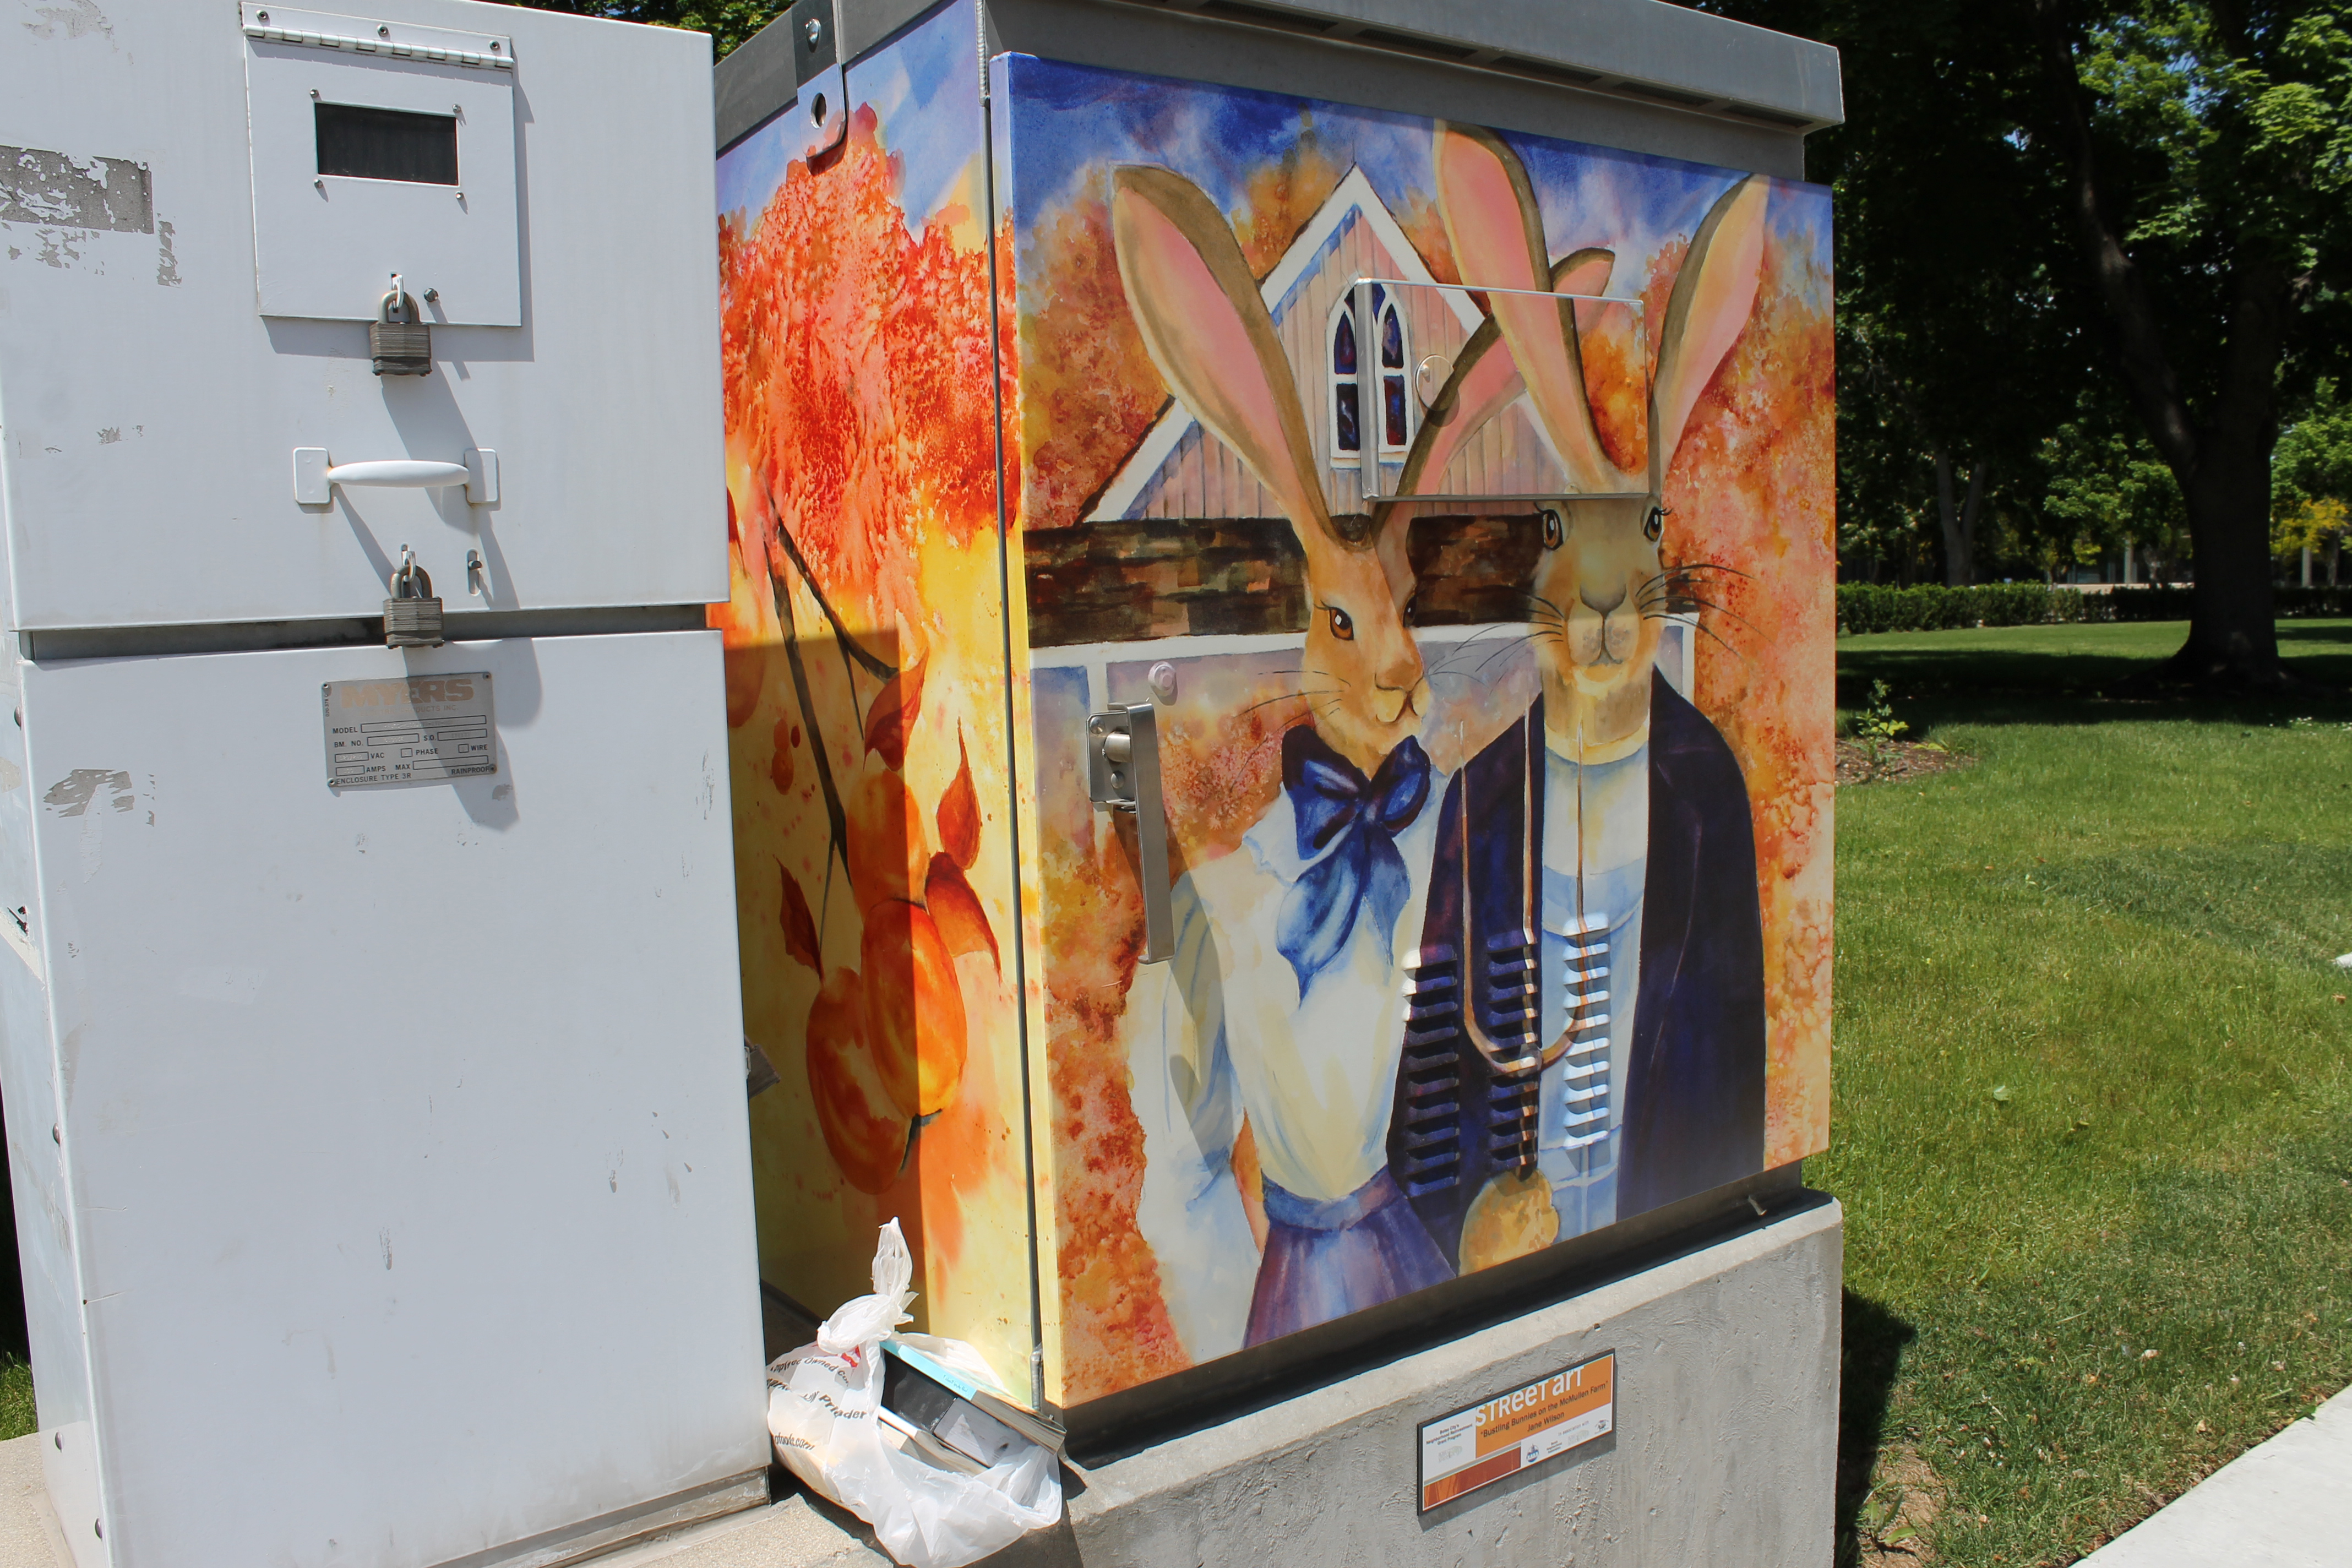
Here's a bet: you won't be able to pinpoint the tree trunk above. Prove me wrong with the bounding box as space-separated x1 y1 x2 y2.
1934 451 1981 587
2160 436 2283 685
2030 1 2297 688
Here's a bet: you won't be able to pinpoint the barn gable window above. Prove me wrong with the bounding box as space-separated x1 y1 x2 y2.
1330 284 1409 464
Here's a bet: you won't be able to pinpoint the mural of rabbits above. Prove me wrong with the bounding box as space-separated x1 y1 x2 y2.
1105 164 1460 1358
1391 123 1772 1271
716 21 1838 1407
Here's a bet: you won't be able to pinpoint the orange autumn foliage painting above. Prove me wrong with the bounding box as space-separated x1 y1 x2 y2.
717 3 1832 1414
712 0 1035 1396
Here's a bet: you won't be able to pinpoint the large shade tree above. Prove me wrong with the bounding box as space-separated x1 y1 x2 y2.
1705 0 2352 685
1801 3 2083 589
2030 2 2352 683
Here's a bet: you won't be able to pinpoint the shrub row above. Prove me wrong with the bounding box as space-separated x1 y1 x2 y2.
1835 583 2092 634
2098 584 2352 622
1836 582 2352 634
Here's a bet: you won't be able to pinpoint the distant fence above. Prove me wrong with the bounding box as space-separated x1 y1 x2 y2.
1836 583 2352 635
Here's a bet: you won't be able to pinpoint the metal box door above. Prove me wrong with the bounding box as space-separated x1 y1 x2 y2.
18 631 765 1565
242 4 524 326
0 1 723 631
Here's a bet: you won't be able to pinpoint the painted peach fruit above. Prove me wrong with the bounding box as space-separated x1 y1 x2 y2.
722 646 766 729
843 768 918 912
804 967 910 1195
860 897 967 1119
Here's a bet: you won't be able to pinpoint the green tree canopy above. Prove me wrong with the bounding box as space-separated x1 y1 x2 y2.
1703 0 2352 684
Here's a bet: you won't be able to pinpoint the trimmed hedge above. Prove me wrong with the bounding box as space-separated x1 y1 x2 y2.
1836 583 2090 634
2100 584 2352 622
1836 582 2352 634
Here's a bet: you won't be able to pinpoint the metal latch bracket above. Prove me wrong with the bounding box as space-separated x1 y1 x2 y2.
1086 704 1173 963
782 0 845 163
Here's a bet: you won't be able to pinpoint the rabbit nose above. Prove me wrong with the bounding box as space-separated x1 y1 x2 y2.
1580 585 1626 616
1376 649 1423 692
1372 652 1424 726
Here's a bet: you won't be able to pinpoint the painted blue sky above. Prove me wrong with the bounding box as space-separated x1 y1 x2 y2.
999 53 1829 301
715 0 1830 306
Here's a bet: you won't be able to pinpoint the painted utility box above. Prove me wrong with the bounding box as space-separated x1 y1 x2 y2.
715 0 1839 1419
1 4 766 1564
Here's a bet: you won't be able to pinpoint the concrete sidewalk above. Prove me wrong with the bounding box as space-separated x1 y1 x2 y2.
2079 1385 2352 1567
0 1369 2334 1565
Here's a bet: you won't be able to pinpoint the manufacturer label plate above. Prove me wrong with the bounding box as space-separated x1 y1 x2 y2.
1417 1349 1614 1511
323 672 495 787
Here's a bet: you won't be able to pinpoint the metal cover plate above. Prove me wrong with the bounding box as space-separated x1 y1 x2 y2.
243 4 521 323
323 671 495 786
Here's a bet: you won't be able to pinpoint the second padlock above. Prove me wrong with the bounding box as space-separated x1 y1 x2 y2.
384 547 445 648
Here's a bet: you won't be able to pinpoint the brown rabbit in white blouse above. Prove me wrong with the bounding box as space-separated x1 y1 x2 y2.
1110 164 1458 1356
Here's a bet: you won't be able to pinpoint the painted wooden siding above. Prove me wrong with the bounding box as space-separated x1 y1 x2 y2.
1124 206 1572 521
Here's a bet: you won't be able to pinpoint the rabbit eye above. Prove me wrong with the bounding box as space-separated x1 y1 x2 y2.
1403 594 1419 625
1644 505 1667 543
1540 508 1564 551
1326 606 1355 641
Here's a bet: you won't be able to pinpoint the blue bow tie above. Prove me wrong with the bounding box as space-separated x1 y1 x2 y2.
1276 727 1433 998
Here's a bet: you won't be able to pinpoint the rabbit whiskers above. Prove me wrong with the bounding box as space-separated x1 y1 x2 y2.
1498 590 1575 665
1639 591 1765 644
1415 628 1545 687
1637 565 1765 639
1635 585 1755 666
1238 684 1346 718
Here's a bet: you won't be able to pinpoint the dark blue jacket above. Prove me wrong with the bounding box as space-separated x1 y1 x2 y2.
1387 669 1766 1266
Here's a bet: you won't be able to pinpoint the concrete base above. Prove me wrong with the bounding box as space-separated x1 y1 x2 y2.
606 1196 1843 1568
0 1199 1839 1568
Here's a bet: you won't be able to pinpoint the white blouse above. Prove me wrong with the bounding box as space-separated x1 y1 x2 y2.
1123 775 1449 1360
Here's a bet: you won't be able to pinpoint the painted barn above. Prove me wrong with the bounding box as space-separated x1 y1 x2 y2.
1086 167 1577 525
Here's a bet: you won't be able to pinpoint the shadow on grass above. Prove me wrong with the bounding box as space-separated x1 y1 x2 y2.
1837 1289 1919 1568
1837 622 2352 732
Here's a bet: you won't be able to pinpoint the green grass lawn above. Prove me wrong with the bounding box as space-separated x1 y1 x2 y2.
1826 618 2352 1565
0 1358 28 1442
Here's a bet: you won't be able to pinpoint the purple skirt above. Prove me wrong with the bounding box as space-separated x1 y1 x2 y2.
1244 1167 1455 1346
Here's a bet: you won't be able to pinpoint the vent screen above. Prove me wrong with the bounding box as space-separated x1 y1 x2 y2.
315 102 458 185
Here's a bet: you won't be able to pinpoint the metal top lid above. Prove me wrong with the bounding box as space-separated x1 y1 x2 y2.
1093 0 1843 134
721 0 1841 160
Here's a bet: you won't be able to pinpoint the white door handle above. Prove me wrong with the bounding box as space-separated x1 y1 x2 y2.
294 448 498 506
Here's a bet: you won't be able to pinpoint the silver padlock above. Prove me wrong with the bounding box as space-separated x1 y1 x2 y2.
384 547 444 648
369 276 432 377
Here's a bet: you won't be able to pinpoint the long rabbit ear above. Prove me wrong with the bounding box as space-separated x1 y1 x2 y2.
1650 177 1768 494
1553 247 1613 300
1110 165 1335 543
1380 247 1616 522
1435 124 1629 494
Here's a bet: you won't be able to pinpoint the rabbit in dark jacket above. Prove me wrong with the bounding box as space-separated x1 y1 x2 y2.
1387 125 1770 1271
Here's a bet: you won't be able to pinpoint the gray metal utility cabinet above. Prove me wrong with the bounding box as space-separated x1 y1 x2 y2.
711 0 1847 1500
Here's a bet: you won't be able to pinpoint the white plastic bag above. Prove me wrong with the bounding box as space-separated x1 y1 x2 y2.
767 1221 1063 1568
